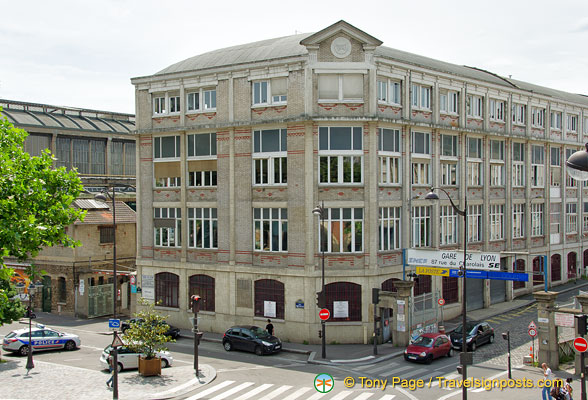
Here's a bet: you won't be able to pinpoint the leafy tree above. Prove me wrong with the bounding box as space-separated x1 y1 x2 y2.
0 111 85 329
123 298 175 360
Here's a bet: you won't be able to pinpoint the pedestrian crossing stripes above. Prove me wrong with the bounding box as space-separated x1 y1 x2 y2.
351 360 455 381
186 381 396 400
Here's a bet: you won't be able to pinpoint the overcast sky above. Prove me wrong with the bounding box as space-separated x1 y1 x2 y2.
2 0 588 115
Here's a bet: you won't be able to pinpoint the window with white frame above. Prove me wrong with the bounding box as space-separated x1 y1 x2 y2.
154 136 180 160
532 107 545 128
377 78 401 106
169 95 180 114
512 103 526 125
153 95 166 115
489 99 505 121
440 134 458 186
188 133 217 187
490 140 505 186
467 94 483 118
551 203 561 235
378 128 401 185
318 74 363 102
584 202 588 232
531 203 544 237
489 204 504 241
567 114 578 132
467 137 483 186
188 208 217 249
252 78 287 106
379 207 401 251
319 127 363 184
411 83 432 110
566 202 578 234
550 111 562 129
254 208 288 252
584 117 588 135
411 131 431 185
467 204 482 242
531 145 545 187
155 177 181 188
186 88 217 112
154 207 181 247
253 129 287 185
412 206 431 248
440 206 458 245
512 203 525 239
512 142 525 187
440 90 459 114
551 147 561 187
318 208 363 253
566 149 579 187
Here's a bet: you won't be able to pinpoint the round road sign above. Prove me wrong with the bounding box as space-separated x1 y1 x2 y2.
528 328 537 338
438 298 445 306
319 308 330 321
574 337 588 353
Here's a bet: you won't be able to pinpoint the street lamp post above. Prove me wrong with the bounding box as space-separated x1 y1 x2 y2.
16 280 43 374
312 201 327 359
502 331 512 379
425 187 469 400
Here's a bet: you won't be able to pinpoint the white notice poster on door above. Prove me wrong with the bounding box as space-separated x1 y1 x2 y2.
264 301 276 318
333 301 349 318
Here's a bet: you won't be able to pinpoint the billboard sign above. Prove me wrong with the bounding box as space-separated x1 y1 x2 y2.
407 249 501 271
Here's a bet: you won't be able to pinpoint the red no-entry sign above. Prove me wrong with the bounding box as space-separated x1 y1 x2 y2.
319 308 330 321
574 337 588 353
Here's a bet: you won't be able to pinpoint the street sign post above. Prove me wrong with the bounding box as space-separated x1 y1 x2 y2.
108 319 121 330
438 298 445 306
528 321 538 366
574 337 588 400
319 309 330 321
574 337 588 353
528 328 537 337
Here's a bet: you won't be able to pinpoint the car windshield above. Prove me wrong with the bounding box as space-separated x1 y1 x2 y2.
250 327 270 339
454 323 477 334
412 336 434 347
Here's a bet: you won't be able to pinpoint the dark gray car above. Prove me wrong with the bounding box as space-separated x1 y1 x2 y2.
449 321 494 351
222 325 282 355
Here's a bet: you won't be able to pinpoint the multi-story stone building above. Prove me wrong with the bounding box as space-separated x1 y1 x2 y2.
131 21 588 343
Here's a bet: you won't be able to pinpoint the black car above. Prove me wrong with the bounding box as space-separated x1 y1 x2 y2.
450 321 494 351
222 325 282 355
120 318 181 340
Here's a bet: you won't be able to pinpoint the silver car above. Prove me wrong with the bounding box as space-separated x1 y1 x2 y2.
100 345 173 372
2 324 81 356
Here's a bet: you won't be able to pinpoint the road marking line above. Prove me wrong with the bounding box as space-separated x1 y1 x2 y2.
282 387 312 400
234 383 274 400
435 370 508 399
154 375 210 397
209 382 255 400
352 393 374 400
353 364 383 371
379 396 396 400
329 391 354 400
404 367 429 379
430 373 459 387
259 385 292 400
185 380 235 400
303 392 327 400
380 365 413 377
364 363 395 374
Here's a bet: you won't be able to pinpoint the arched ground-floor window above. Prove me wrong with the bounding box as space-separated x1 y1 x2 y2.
155 272 179 308
325 282 362 322
189 274 215 312
254 279 284 319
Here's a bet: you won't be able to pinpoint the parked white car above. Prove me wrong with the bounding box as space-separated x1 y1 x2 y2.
100 345 173 372
3 324 80 356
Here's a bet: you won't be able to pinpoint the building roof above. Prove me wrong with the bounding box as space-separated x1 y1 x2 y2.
0 99 135 134
74 200 136 225
150 23 588 107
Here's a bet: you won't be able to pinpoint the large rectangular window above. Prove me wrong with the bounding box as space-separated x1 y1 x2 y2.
187 133 217 188
412 131 431 186
531 145 545 187
532 107 545 128
154 208 181 247
187 88 217 112
110 141 136 176
567 114 578 132
489 204 504 241
411 83 432 110
154 136 181 160
467 95 483 118
512 203 525 239
531 203 544 237
252 78 287 106
254 129 287 185
153 95 166 115
412 206 431 248
566 149 579 187
551 147 561 187
254 208 288 252
377 78 401 106
440 90 459 114
379 207 401 251
584 202 588 233
467 204 482 242
490 140 504 186
489 99 505 121
440 134 458 186
467 137 483 186
440 206 457 245
319 127 363 184
512 142 525 187
318 208 363 253
512 103 526 125
551 203 561 235
566 202 578 234
378 128 401 185
318 74 363 102
188 208 218 249
551 111 562 129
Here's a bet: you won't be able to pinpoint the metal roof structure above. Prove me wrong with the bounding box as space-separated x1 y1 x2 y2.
75 200 136 225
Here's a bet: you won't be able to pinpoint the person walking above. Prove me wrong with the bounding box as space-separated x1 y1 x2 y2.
542 363 554 400
265 319 274 336
106 353 114 388
564 377 574 400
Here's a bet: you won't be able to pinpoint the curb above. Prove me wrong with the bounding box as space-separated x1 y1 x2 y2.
149 364 216 400
197 335 311 355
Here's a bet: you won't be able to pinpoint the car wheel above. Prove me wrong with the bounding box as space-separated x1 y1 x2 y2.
447 348 454 357
470 342 477 351
18 345 30 356
489 335 494 344
64 340 76 351
425 355 433 364
254 346 263 356
117 363 123 373
223 341 233 351
161 358 169 368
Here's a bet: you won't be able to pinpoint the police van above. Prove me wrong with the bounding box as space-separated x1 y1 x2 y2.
2 324 81 356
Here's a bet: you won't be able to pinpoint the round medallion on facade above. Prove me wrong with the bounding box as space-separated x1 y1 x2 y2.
331 37 352 59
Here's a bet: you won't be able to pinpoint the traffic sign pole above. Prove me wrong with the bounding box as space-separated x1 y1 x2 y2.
573 337 588 400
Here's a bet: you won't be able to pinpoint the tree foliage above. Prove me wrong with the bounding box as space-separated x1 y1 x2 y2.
123 298 175 359
0 111 85 327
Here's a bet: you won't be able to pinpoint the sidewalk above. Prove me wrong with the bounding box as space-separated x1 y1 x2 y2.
188 280 588 367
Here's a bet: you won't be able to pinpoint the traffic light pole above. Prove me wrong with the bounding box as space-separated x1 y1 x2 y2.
582 352 586 400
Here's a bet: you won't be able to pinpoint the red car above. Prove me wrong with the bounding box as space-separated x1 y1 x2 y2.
404 333 453 364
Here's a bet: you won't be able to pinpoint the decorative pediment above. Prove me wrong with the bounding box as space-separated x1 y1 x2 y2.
300 20 383 49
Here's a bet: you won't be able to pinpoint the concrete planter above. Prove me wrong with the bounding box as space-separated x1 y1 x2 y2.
138 356 161 376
